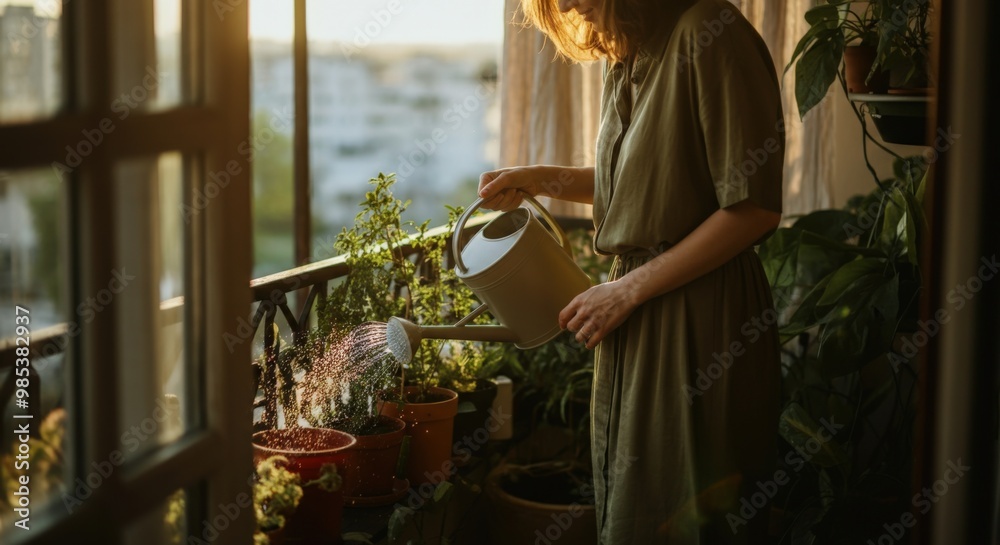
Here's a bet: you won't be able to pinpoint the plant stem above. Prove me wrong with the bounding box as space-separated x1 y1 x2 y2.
836 71 903 184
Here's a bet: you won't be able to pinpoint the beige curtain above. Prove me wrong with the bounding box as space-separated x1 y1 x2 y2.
738 0 834 214
498 0 603 217
498 0 832 218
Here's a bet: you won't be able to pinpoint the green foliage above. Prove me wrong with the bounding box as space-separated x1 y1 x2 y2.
0 408 66 511
760 156 926 375
26 184 62 305
253 455 304 535
786 0 932 118
304 172 489 429
304 462 343 493
387 478 484 545
759 156 927 541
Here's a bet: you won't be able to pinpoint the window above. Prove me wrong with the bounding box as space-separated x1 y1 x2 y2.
0 1 252 544
248 0 505 277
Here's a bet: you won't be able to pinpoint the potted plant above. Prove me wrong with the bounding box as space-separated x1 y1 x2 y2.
484 333 598 545
253 455 304 545
295 341 409 504
436 342 513 459
252 428 354 544
786 0 933 119
756 156 926 542
310 173 488 487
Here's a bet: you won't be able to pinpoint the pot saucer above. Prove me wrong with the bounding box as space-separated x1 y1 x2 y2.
344 478 410 508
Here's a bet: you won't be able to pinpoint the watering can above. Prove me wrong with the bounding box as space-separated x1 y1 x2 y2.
387 193 592 364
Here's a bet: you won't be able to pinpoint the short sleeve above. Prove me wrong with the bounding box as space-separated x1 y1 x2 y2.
688 8 784 213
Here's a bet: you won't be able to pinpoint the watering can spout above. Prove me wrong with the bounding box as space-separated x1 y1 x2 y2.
386 316 519 365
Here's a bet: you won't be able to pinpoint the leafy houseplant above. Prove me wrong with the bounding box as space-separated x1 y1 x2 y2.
310 173 486 411
757 156 927 543
305 173 495 487
253 455 304 545
787 0 933 118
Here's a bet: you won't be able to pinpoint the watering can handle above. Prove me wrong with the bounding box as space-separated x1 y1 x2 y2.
453 191 573 274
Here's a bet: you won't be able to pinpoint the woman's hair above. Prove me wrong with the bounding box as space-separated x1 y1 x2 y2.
520 0 671 62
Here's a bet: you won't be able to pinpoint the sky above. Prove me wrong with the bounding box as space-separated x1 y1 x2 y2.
0 0 506 45
255 0 506 45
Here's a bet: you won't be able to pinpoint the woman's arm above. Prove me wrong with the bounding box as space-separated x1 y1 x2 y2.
478 165 595 211
559 199 781 349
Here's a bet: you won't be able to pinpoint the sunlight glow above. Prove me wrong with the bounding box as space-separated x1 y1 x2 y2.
252 0 505 44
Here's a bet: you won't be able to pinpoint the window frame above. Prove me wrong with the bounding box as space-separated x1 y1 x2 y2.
0 1 253 543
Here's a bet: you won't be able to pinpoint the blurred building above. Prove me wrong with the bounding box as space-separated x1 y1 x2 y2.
251 41 500 234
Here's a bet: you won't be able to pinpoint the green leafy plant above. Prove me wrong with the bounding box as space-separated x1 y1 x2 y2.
299 173 489 431
761 156 926 371
387 477 488 545
1 407 65 511
253 455 304 542
304 462 343 493
434 342 511 394
759 156 926 542
787 0 932 118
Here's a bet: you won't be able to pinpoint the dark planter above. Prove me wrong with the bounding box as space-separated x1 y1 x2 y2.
331 415 407 502
453 379 499 453
485 463 597 545
844 45 889 94
378 386 459 486
252 428 356 545
842 93 931 146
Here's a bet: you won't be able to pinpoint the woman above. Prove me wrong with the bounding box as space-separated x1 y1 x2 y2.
478 0 784 543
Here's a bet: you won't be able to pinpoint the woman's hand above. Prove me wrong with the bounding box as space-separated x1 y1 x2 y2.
559 279 639 350
478 166 543 211
478 165 597 211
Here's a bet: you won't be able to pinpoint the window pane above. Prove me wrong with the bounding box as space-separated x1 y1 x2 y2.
0 167 70 525
115 153 187 459
124 488 187 545
250 0 294 277
305 0 503 261
0 0 63 123
151 0 183 109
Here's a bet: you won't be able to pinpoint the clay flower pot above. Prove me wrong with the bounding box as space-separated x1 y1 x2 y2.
252 428 356 545
485 463 597 545
844 45 889 94
332 415 407 501
378 386 458 486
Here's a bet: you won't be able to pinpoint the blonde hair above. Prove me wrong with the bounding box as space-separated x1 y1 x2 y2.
520 0 673 62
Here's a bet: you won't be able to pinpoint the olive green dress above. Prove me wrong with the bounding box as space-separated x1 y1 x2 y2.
590 1 784 543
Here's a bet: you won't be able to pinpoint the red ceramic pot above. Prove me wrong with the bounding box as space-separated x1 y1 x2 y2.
332 415 406 498
252 428 356 545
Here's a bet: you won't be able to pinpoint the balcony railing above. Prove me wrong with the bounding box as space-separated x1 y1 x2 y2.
0 213 593 450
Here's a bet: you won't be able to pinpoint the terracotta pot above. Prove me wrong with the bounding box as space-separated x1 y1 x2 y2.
453 379 499 453
332 415 406 498
252 428 356 545
378 386 458 486
844 45 889 94
485 463 597 545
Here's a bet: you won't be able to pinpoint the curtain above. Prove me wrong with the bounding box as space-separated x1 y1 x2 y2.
498 0 832 218
498 0 603 217
737 0 834 215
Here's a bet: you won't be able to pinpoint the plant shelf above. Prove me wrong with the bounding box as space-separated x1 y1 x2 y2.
848 93 932 146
